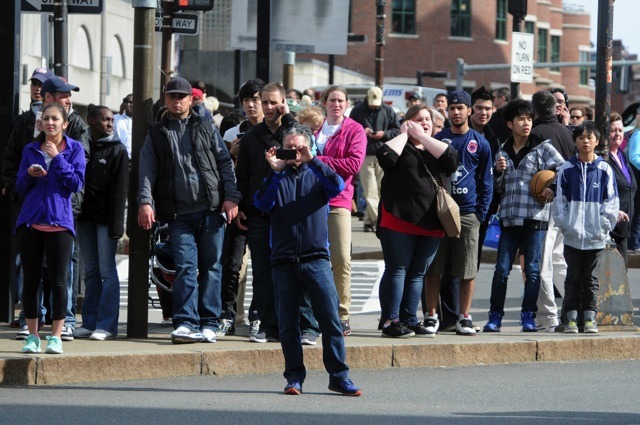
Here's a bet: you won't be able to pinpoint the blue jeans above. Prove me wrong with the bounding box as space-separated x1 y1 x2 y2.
272 259 350 384
489 225 546 314
77 222 120 334
167 210 225 331
378 227 441 326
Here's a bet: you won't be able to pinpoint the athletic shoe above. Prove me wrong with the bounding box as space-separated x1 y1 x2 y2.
423 315 440 336
61 325 74 341
161 317 173 326
341 319 352 336
217 319 234 337
520 311 537 332
407 322 433 337
483 311 503 332
250 330 267 343
301 332 318 345
73 327 93 339
564 320 579 334
171 326 203 344
284 380 302 395
90 330 115 341
328 379 362 396
381 320 415 338
201 328 217 343
266 334 280 343
583 320 599 334
249 320 261 340
45 336 63 354
456 315 477 335
16 325 29 340
21 334 41 353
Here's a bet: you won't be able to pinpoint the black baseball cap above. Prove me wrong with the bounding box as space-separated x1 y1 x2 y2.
165 77 192 95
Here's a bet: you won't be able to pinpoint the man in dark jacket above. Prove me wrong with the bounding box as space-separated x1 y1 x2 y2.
234 82 321 344
137 77 240 344
349 86 401 231
530 89 575 332
254 124 361 397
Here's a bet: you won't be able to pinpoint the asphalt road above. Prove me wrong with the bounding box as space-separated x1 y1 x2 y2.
2 360 639 425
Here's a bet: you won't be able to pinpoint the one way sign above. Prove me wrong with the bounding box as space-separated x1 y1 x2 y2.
22 0 103 14
155 13 199 35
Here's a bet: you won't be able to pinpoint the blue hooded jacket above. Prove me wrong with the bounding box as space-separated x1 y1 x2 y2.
16 135 86 236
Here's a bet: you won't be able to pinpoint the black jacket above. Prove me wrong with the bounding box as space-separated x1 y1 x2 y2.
607 151 637 239
530 114 576 161
235 114 296 214
349 101 401 155
139 111 241 222
377 142 458 230
78 135 129 239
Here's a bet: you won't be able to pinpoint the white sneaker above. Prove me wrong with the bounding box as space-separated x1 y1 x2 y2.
423 315 440 336
171 326 203 344
456 314 477 336
201 328 217 343
16 325 29 340
73 327 93 338
90 330 115 341
61 325 74 341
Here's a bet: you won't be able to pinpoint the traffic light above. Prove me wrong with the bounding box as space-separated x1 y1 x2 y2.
174 0 214 11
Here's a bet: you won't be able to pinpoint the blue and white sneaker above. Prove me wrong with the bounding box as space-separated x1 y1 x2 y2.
45 336 63 354
171 326 203 344
284 380 302 395
328 379 362 396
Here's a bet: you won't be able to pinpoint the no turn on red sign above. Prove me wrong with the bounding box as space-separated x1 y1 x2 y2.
511 32 534 83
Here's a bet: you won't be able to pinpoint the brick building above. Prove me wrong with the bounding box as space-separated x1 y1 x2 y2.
300 0 594 103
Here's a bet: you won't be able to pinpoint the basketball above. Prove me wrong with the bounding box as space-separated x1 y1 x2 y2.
529 170 556 203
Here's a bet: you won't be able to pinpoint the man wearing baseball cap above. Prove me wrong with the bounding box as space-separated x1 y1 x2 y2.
41 76 88 144
349 86 401 233
2 67 54 337
423 90 493 337
137 77 241 344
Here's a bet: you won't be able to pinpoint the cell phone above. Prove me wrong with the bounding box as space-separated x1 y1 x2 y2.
276 148 297 160
31 164 43 171
236 132 245 139
220 210 228 223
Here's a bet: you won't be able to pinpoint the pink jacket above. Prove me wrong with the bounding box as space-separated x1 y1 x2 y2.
316 117 367 210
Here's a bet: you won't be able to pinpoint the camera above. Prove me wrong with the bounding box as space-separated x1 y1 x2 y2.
276 148 297 160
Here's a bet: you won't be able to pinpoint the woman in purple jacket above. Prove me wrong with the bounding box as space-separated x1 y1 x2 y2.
315 86 367 336
16 102 85 354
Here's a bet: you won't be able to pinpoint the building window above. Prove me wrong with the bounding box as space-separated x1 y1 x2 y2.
451 0 471 37
550 35 560 71
392 0 416 35
524 21 534 34
496 0 507 41
580 50 590 85
538 28 548 62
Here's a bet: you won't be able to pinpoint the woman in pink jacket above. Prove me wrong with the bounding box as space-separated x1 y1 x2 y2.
315 86 367 335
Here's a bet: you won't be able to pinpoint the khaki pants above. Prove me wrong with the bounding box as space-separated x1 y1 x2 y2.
360 154 384 227
328 207 352 320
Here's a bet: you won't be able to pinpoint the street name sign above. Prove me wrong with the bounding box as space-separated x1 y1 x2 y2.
511 32 534 83
155 13 199 36
21 0 103 14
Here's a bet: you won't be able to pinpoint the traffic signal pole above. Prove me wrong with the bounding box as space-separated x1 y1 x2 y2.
128 0 157 338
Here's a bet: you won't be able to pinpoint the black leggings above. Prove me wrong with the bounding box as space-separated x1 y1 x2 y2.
17 226 73 321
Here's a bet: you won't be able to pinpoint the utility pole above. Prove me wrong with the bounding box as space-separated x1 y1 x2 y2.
595 0 614 155
375 0 385 87
128 0 157 338
53 0 68 79
256 0 271 82
283 52 294 91
159 0 174 106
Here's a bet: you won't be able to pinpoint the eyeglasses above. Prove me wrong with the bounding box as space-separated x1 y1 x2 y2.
570 115 582 120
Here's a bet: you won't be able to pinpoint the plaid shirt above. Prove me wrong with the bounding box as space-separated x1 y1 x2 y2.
495 138 564 227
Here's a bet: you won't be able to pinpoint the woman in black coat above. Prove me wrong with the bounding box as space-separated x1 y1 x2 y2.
607 112 637 266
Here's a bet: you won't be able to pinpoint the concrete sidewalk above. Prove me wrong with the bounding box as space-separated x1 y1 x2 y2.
2 216 638 386
2 311 639 386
